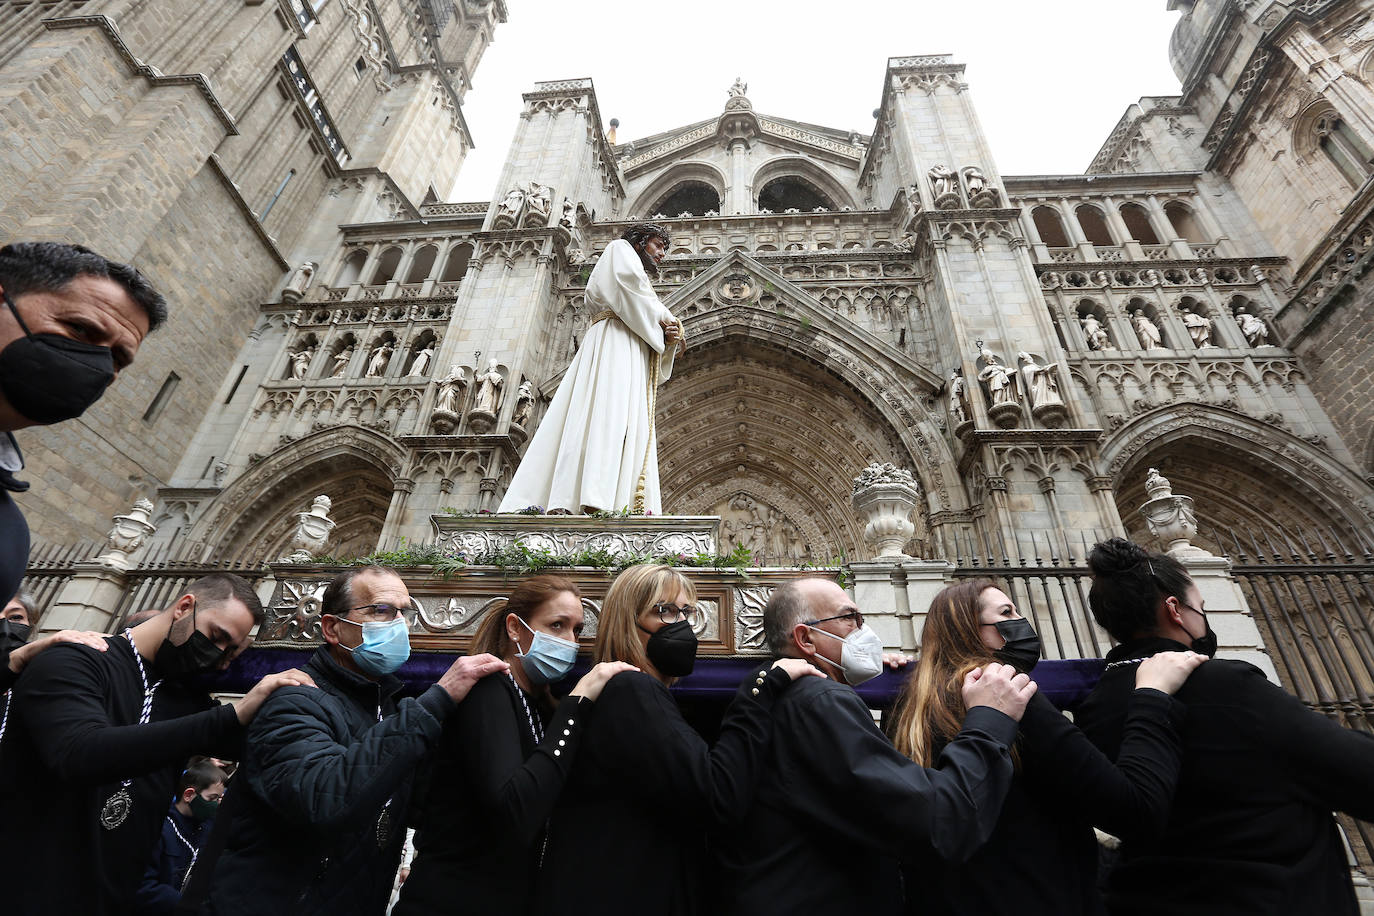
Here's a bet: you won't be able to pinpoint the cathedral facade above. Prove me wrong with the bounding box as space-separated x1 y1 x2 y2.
4 0 1374 569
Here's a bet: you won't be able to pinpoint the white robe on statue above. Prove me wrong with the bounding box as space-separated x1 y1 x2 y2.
499 239 679 514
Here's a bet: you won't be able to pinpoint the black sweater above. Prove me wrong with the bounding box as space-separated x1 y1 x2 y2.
531 666 792 916
902 687 1183 916
0 636 243 915
394 673 591 915
1077 637 1374 916
717 673 1021 913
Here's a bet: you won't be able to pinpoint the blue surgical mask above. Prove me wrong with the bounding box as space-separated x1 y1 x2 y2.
515 616 578 685
339 616 411 676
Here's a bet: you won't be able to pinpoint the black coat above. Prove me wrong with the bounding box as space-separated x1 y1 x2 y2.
394 673 590 915
531 666 792 916
0 637 242 915
135 803 211 915
1076 637 1374 916
204 646 454 916
716 672 1020 913
902 687 1183 916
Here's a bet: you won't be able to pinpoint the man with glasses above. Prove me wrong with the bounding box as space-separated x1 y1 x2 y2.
204 565 509 916
0 574 311 915
716 577 1036 912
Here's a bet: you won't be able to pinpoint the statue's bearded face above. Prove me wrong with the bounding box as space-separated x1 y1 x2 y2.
635 235 668 274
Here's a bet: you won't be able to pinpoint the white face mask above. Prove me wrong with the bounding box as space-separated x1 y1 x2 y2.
806 623 884 686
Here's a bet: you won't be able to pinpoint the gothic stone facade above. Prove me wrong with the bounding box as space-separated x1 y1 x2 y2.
5 0 1374 570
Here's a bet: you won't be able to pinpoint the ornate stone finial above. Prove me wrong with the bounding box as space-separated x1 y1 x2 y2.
851 463 922 561
1139 468 1212 558
96 498 158 571
282 494 336 563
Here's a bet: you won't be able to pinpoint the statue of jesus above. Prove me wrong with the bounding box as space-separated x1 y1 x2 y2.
499 223 684 514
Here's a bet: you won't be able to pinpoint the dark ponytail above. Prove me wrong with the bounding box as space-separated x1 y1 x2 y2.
1087 537 1193 643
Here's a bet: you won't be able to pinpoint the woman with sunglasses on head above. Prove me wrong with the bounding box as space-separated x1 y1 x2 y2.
890 577 1205 916
1075 538 1374 916
393 575 635 916
532 563 822 916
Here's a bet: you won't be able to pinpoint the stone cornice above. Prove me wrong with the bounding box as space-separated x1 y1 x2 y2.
44 16 239 133
1006 171 1202 196
206 155 291 270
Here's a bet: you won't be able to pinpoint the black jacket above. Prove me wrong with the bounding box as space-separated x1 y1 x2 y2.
902 687 1183 916
0 637 242 915
716 672 1019 913
204 645 454 916
532 666 792 916
135 803 211 915
394 673 591 915
1076 637 1374 915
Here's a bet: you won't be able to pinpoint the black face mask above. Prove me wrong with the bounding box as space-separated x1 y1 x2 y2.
0 618 31 655
990 618 1041 673
1180 604 1218 657
644 619 697 677
0 292 115 425
155 599 229 681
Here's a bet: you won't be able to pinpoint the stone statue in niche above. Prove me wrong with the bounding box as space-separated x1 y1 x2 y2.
434 365 467 415
928 163 957 202
408 344 434 377
1080 314 1113 351
1017 352 1064 408
330 345 354 378
1181 309 1214 348
946 367 968 425
472 358 505 414
1237 311 1271 347
287 344 314 380
977 349 1016 406
512 380 535 427
1131 309 1166 351
496 186 524 227
525 182 553 224
365 343 392 378
560 198 575 229
282 262 315 302
962 166 997 205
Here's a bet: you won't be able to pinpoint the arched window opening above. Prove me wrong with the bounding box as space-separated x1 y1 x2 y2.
1316 113 1373 188
1164 202 1206 244
650 182 721 218
439 243 473 283
1119 203 1160 245
758 177 835 213
335 250 367 287
405 245 438 284
1075 205 1114 247
1032 206 1070 248
369 247 403 285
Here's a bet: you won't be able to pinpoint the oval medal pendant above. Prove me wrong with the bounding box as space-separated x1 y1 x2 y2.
101 787 132 830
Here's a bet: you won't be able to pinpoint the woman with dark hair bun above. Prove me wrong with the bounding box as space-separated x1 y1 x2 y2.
1076 537 1374 916
393 575 635 915
890 577 1202 915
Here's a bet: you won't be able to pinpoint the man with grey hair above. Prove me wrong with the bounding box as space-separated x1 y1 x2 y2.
717 577 1036 912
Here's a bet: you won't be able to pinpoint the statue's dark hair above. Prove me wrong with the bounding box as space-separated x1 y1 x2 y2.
1086 537 1193 643
621 223 670 251
0 241 167 331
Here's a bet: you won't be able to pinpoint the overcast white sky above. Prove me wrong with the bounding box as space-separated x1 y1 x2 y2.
449 1 1183 200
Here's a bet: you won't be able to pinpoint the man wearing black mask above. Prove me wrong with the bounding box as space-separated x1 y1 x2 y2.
0 241 167 607
0 573 314 915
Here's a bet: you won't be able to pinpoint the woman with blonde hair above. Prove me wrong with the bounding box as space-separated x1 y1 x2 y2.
532 563 820 915
890 577 1204 915
394 574 634 916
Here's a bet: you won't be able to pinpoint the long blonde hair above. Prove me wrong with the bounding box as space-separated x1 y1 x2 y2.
593 563 695 681
890 578 1001 766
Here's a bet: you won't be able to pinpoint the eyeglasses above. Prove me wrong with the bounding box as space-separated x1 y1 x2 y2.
653 602 701 627
804 610 864 629
346 603 412 623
